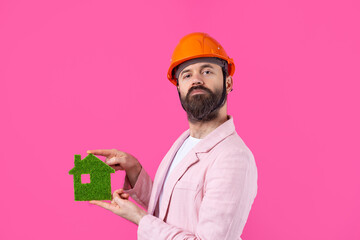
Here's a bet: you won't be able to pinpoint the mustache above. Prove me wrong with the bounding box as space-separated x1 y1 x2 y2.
187 85 212 96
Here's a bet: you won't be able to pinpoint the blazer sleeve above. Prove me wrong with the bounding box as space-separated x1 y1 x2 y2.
123 166 153 210
136 150 258 240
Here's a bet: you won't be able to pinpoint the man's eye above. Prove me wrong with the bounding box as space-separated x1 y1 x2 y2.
183 74 191 79
203 70 212 75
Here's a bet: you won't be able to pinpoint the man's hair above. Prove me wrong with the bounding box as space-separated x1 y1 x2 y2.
174 57 229 82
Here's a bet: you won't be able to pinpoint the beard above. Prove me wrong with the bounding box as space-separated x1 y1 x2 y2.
179 85 225 123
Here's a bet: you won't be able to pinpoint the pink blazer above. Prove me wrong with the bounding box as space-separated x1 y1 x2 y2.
123 116 258 239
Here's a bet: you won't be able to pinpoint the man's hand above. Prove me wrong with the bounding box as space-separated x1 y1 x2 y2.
89 189 147 225
87 149 142 187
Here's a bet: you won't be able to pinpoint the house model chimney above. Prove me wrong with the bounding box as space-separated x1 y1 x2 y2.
74 155 81 166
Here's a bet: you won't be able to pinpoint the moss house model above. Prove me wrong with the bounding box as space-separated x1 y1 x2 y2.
69 153 115 201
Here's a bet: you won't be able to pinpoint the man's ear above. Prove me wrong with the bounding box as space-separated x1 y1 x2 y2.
226 75 233 94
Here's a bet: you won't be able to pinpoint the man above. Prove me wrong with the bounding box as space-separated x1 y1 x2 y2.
88 32 258 239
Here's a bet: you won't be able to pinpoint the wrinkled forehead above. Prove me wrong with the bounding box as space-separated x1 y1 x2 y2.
175 57 227 79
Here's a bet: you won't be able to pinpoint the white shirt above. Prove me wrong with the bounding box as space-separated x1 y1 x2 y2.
158 135 202 207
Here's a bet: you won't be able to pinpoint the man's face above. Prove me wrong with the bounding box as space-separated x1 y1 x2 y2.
177 62 225 122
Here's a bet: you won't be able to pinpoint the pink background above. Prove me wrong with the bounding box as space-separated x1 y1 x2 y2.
1 0 359 239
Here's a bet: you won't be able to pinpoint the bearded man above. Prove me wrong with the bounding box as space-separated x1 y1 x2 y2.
88 32 258 240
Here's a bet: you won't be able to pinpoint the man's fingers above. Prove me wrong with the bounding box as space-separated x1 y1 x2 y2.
87 149 114 157
113 189 125 196
121 192 129 198
120 192 129 200
106 157 121 165
113 190 121 200
110 165 124 171
112 189 129 202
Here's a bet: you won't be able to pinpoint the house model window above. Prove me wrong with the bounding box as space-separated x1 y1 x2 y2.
81 174 91 184
69 153 115 201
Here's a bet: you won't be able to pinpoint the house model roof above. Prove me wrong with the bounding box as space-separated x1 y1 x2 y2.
69 153 115 174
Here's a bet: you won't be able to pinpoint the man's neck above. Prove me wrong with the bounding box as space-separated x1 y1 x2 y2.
188 108 229 139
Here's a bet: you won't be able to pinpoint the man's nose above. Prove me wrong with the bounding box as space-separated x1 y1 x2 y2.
191 72 204 86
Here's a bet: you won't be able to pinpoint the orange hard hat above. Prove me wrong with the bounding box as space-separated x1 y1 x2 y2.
167 32 235 86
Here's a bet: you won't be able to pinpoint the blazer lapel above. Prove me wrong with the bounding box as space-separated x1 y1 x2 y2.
158 149 200 220
147 130 190 215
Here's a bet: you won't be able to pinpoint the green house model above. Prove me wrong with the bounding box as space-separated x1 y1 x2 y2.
69 153 115 201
